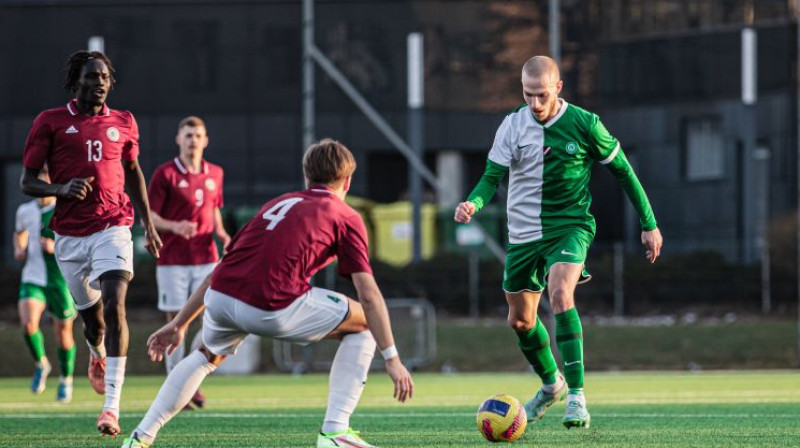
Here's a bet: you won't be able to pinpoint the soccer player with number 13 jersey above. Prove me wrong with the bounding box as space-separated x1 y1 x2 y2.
21 50 163 437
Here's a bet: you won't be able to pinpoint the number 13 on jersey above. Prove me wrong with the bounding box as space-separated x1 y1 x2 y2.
262 198 304 230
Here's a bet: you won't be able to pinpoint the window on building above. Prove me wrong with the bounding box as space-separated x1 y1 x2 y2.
685 118 724 180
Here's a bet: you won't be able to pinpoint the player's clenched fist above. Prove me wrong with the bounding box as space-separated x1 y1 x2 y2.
56 176 94 200
454 201 476 224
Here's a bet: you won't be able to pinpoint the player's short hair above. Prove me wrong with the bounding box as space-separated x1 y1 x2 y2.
63 50 116 92
178 116 207 132
303 139 357 186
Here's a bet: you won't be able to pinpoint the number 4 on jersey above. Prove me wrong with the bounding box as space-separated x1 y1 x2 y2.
262 198 304 230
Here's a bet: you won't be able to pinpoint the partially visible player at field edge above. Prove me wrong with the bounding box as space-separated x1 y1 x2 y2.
121 138 413 448
20 50 162 436
147 116 229 409
455 56 662 429
14 165 77 403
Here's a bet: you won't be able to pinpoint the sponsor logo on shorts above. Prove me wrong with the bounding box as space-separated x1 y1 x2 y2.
327 295 341 304
561 249 578 256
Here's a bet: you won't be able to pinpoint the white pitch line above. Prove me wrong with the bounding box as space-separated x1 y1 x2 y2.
0 412 798 419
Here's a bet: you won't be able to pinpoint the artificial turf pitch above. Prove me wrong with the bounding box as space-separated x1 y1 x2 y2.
0 371 797 447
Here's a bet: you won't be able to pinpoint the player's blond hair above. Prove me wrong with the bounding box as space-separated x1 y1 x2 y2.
303 138 357 187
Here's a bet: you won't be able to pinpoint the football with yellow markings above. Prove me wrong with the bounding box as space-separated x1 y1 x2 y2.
476 394 527 442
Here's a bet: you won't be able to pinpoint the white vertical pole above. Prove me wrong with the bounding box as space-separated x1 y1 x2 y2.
549 0 560 63
795 0 800 362
302 0 315 160
87 36 104 53
408 32 424 263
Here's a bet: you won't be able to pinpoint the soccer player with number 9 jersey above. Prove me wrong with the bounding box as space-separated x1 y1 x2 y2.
147 116 229 409
20 51 163 437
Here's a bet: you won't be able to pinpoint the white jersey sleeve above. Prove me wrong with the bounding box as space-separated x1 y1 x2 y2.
487 115 514 167
16 201 47 286
15 203 27 233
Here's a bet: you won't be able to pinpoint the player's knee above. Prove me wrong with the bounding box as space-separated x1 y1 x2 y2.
508 317 535 333
199 346 226 365
22 321 38 334
549 288 573 311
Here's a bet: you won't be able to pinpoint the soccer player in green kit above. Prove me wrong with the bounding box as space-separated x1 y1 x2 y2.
455 56 663 429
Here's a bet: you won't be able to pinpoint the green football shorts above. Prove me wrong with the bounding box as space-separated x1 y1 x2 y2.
503 230 593 293
18 282 77 321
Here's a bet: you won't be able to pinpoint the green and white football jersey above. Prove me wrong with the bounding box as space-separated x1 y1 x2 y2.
15 200 65 288
487 99 648 244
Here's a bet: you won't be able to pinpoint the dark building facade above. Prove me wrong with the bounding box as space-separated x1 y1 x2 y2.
0 0 796 263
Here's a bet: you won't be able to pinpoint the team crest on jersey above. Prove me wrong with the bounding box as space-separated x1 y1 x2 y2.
178 179 189 188
106 127 120 142
205 178 216 191
565 142 578 155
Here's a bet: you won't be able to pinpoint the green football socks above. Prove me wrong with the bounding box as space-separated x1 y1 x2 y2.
555 308 584 390
516 317 558 385
23 329 46 363
57 345 76 378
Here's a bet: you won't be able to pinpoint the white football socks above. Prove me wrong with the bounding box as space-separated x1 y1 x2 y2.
322 331 377 434
165 331 204 374
133 350 217 444
102 357 126 416
164 339 185 374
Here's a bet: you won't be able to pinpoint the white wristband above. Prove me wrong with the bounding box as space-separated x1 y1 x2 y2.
380 345 399 360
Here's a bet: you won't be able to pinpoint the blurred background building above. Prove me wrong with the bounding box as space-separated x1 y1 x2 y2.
0 0 798 326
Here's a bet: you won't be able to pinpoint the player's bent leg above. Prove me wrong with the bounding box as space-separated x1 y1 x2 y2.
505 291 564 423
78 302 107 395
124 347 224 447
19 298 50 394
315 298 378 446
547 262 590 429
97 270 131 435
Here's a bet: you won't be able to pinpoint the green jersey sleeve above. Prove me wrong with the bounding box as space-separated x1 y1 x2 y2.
466 159 509 212
587 115 657 231
604 149 658 231
588 116 621 164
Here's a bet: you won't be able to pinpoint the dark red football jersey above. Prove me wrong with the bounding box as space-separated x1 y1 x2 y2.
148 157 224 266
210 187 372 311
22 100 139 236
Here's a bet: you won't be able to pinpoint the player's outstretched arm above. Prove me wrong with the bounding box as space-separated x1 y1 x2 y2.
351 272 414 402
123 159 163 258
147 274 212 361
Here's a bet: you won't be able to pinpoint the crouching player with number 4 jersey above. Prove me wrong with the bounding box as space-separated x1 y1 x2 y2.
455 56 663 429
122 139 414 448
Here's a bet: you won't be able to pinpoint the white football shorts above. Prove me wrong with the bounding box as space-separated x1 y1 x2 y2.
54 226 134 310
202 287 350 356
156 263 216 312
